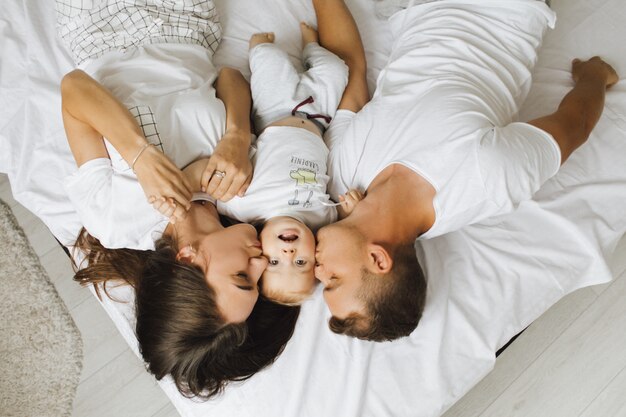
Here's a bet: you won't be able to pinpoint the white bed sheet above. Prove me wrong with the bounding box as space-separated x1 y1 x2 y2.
1 0 625 416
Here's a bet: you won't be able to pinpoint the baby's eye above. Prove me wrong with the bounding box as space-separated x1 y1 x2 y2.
295 259 307 266
269 259 279 266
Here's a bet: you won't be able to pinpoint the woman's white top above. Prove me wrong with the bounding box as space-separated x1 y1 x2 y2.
325 1 560 239
64 44 226 249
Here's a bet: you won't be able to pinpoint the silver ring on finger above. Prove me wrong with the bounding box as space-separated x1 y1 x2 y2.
213 170 226 180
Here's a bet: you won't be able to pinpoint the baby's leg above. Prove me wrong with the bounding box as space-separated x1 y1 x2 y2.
296 24 349 123
249 33 301 131
250 32 275 49
300 22 319 47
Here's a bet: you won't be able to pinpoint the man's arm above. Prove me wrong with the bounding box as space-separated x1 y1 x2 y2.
312 0 370 112
529 57 618 163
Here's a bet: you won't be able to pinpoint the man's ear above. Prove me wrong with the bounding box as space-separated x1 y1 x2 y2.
366 244 392 274
176 245 197 264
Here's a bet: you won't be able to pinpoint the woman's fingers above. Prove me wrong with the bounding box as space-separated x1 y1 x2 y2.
161 165 192 208
201 158 218 193
163 198 177 218
213 171 236 201
206 170 226 196
203 161 249 201
170 201 188 223
221 172 249 201
237 174 253 197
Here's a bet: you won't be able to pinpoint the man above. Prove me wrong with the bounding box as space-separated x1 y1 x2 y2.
314 0 618 341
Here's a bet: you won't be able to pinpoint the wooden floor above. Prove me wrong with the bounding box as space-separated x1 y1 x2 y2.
1 172 625 417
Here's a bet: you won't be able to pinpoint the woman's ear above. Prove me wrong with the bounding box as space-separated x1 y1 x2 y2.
176 244 197 264
366 244 393 274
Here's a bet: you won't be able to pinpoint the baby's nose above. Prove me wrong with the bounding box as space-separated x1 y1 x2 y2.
281 248 295 254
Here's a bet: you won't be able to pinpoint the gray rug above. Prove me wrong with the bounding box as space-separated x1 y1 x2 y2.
0 199 83 417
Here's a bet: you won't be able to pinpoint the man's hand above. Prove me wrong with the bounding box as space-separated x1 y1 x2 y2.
337 189 364 219
529 56 619 164
572 56 618 88
201 128 253 201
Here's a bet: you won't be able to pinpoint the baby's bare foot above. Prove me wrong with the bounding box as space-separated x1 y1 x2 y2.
249 32 275 49
300 22 318 46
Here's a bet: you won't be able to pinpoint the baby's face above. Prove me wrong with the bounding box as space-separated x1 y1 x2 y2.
260 217 317 300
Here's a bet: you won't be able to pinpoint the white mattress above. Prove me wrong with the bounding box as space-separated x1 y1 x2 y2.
1 0 625 416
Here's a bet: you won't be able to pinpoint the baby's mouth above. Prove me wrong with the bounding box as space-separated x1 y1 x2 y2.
278 232 299 243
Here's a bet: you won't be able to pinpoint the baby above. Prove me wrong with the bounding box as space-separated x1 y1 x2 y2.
217 23 361 305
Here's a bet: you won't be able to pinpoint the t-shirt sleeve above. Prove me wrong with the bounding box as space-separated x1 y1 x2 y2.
63 158 168 250
478 122 561 213
324 109 356 152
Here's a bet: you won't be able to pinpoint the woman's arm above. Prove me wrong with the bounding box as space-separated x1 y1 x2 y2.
201 67 254 201
313 0 370 112
61 70 192 219
529 57 618 163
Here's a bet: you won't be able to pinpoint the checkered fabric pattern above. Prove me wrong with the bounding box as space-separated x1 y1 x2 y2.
55 0 221 65
104 105 164 170
129 105 164 152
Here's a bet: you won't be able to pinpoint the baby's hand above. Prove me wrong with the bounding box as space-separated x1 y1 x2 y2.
249 32 275 50
300 22 318 46
337 189 364 219
148 196 187 224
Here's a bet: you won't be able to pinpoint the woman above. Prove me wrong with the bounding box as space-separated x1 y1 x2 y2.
57 0 299 398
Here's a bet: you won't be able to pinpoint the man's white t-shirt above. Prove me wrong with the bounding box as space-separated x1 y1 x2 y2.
64 44 226 249
326 1 560 239
218 127 337 231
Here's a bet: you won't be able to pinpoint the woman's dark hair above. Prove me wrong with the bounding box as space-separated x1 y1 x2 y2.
73 228 147 298
72 228 300 398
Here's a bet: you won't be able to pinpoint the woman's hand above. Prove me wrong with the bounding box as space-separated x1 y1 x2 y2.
201 128 253 201
133 145 193 221
60 70 193 221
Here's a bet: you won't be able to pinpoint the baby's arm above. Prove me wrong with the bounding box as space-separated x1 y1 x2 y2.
337 189 364 219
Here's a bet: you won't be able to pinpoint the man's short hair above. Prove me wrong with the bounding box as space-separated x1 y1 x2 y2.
328 244 427 342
